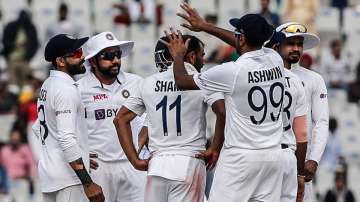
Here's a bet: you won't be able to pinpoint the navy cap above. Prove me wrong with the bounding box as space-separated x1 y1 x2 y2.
44 34 89 62
264 31 286 48
229 14 274 46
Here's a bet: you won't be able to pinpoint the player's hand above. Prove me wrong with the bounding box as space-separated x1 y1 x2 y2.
83 182 105 202
296 175 305 202
177 2 208 32
304 160 318 182
133 158 149 171
195 148 219 170
90 159 99 170
161 28 190 59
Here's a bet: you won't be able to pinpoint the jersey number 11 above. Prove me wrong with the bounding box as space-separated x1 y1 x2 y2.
156 95 182 136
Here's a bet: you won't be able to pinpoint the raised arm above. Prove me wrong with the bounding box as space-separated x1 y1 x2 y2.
162 28 199 90
177 2 236 47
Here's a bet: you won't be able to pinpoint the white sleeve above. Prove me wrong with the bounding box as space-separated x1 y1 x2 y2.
204 92 225 106
31 118 40 139
294 81 307 117
54 88 83 163
123 83 146 116
193 63 236 95
308 76 329 163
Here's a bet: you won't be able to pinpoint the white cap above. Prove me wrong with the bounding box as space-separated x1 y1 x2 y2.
276 22 320 50
83 32 134 60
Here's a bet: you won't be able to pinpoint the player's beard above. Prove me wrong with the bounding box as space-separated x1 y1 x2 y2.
98 63 120 79
286 51 301 64
67 59 86 75
193 57 204 72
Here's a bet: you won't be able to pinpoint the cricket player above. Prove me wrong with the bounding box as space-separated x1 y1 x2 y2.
114 35 226 202
77 31 146 202
177 4 329 201
34 34 104 202
277 22 329 202
265 31 308 202
164 13 286 201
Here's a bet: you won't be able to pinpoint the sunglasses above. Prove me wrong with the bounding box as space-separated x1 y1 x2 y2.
63 48 83 59
281 24 307 34
99 50 122 61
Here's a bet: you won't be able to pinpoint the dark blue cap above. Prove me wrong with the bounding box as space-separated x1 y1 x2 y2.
44 34 89 62
229 14 274 46
264 31 286 48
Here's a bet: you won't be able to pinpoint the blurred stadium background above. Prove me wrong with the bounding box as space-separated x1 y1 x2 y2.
0 0 359 201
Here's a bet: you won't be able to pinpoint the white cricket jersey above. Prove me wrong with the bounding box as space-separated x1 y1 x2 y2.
281 69 307 148
193 48 286 150
291 64 329 163
124 63 223 155
35 70 89 192
77 71 144 161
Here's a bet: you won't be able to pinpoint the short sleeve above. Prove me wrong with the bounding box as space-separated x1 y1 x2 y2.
123 82 146 116
193 63 236 95
204 92 225 106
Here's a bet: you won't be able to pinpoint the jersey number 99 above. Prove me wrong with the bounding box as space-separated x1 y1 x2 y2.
248 82 284 125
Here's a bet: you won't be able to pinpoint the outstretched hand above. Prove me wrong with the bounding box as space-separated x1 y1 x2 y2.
177 2 208 32
160 28 190 60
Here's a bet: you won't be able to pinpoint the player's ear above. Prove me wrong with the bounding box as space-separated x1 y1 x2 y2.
55 57 65 68
185 51 196 65
272 43 280 52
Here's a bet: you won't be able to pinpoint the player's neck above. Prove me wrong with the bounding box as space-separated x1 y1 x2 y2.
94 72 116 85
284 61 291 69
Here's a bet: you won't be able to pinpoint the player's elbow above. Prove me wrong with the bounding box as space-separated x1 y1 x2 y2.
295 130 307 143
212 100 226 119
293 115 308 143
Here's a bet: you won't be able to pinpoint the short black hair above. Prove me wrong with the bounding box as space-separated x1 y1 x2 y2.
183 35 204 55
155 34 204 61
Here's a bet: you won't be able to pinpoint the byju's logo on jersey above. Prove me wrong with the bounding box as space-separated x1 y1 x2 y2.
94 109 106 120
94 108 119 120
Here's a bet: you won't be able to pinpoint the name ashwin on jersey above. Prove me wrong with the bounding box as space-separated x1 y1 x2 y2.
155 80 182 92
248 66 283 83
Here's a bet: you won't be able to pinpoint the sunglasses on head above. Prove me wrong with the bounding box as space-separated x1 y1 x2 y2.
63 48 83 59
99 50 122 61
281 24 307 34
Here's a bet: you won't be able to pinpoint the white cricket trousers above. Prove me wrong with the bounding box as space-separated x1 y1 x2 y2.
209 147 284 202
90 159 146 202
303 181 315 202
42 184 86 202
280 148 298 202
144 157 206 202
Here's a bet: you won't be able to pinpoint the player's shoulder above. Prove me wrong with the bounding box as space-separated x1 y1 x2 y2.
76 72 92 88
123 72 143 82
263 47 283 63
293 66 324 80
284 68 301 81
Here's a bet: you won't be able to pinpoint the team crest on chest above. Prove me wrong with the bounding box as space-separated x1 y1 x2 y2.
122 89 130 98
